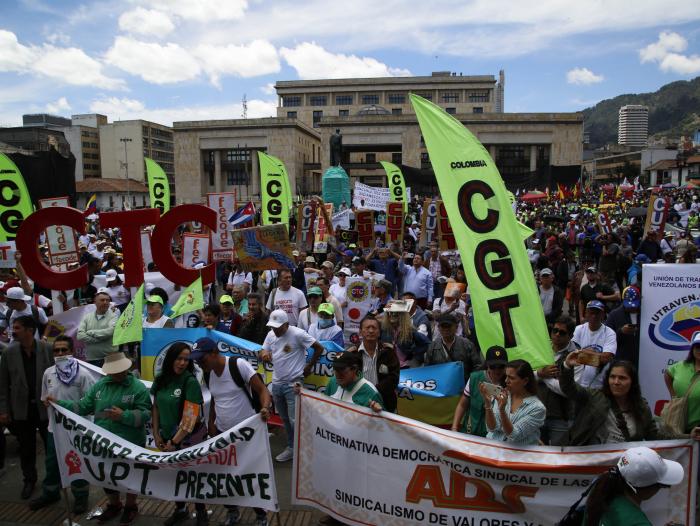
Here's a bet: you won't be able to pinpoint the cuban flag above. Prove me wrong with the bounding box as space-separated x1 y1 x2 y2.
228 201 256 228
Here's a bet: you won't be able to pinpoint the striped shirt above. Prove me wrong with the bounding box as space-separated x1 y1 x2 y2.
486 395 546 445
359 342 379 386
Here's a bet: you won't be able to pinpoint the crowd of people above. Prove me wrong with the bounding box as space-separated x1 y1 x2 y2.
0 185 699 525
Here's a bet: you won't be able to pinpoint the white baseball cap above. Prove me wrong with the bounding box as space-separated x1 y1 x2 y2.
266 309 289 328
105 269 118 282
338 267 351 276
691 332 700 348
617 446 684 489
6 286 31 302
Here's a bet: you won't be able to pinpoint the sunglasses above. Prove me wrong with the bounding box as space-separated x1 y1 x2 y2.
551 328 568 336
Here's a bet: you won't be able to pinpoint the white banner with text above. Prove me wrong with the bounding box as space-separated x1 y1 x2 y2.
292 389 696 526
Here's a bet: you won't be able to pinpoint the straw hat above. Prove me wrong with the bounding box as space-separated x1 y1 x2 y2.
102 352 132 375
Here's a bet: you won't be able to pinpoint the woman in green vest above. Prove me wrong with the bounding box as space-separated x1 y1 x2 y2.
583 446 683 525
151 343 207 526
450 346 508 436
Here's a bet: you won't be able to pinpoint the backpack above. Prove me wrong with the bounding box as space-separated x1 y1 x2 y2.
205 357 263 412
556 478 597 526
5 304 45 334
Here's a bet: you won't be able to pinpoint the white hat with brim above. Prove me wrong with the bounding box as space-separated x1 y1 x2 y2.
266 309 289 328
617 446 685 489
101 352 132 375
6 286 31 302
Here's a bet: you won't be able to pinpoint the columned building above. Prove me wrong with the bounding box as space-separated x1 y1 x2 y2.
173 118 320 203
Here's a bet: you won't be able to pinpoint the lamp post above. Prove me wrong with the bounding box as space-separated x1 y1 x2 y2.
120 137 132 209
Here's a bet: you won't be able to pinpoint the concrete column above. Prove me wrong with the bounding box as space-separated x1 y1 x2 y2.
530 145 537 172
488 145 497 162
251 149 260 199
214 150 222 192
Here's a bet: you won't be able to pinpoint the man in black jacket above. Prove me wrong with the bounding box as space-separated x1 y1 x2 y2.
605 285 641 366
237 293 269 344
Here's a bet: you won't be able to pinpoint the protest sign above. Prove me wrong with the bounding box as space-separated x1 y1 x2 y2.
182 233 210 268
39 197 80 266
411 94 551 369
336 229 358 246
596 210 613 235
296 201 316 252
231 224 295 273
418 199 439 247
0 152 33 242
396 362 463 426
644 193 670 236
0 240 16 268
293 389 697 526
259 151 291 226
437 200 456 251
331 209 351 230
141 231 153 271
207 192 236 261
381 161 408 213
354 209 374 250
145 157 170 215
43 303 96 360
385 201 404 246
313 203 333 253
52 404 278 509
640 263 700 415
353 182 411 212
342 277 373 343
169 276 204 320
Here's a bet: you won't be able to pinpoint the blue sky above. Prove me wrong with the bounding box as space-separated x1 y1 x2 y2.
1 0 699 126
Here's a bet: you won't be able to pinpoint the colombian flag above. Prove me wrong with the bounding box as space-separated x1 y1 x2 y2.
84 194 96 216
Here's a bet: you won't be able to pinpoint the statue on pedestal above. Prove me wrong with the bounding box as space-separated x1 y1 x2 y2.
329 128 343 167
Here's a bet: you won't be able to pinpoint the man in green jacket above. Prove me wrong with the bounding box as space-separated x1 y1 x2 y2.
47 352 150 525
324 352 383 411
76 290 119 367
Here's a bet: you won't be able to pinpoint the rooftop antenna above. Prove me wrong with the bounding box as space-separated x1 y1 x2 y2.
241 94 248 119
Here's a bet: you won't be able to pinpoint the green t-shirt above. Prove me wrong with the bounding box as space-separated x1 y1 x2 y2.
585 495 651 525
151 372 203 441
668 360 700 432
468 370 488 437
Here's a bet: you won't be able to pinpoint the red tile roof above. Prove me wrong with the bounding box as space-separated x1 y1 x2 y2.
76 178 148 193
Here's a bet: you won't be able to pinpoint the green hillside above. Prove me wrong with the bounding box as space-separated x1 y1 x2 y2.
581 77 700 147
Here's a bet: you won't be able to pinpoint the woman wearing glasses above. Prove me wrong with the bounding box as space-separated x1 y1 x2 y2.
450 346 508 436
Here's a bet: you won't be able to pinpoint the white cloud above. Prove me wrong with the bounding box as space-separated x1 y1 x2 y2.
0 29 124 89
105 36 201 84
46 96 71 114
640 31 700 75
195 39 280 87
280 42 411 79
260 82 276 95
88 96 276 126
45 31 71 45
119 7 175 36
142 0 248 22
566 67 603 85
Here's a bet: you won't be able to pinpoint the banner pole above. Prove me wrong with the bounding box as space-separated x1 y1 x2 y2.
61 487 78 526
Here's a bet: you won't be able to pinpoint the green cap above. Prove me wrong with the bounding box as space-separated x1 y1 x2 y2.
318 302 335 316
307 286 323 297
146 295 163 305
219 294 234 304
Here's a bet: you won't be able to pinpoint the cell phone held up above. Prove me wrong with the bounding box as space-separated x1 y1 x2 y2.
482 382 503 399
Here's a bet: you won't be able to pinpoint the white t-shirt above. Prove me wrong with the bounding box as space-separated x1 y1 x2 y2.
3 303 49 341
228 271 253 289
208 357 257 431
143 315 170 328
431 298 466 336
297 307 319 332
325 295 344 323
107 284 130 305
266 286 307 326
539 287 554 315
329 283 347 305
572 322 617 389
263 325 316 384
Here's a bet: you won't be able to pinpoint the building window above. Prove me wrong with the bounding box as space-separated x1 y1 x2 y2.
142 126 149 136
339 109 349 117
209 172 214 186
421 152 430 163
366 153 376 163
109 196 114 208
361 94 379 105
392 152 402 165
335 95 353 105
282 96 301 107
387 93 406 104
287 111 297 118
225 149 250 162
442 92 459 103
225 169 249 185
446 108 456 114
310 95 327 106
392 108 402 115
415 92 433 101
468 90 489 102
313 110 323 127
473 107 484 114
